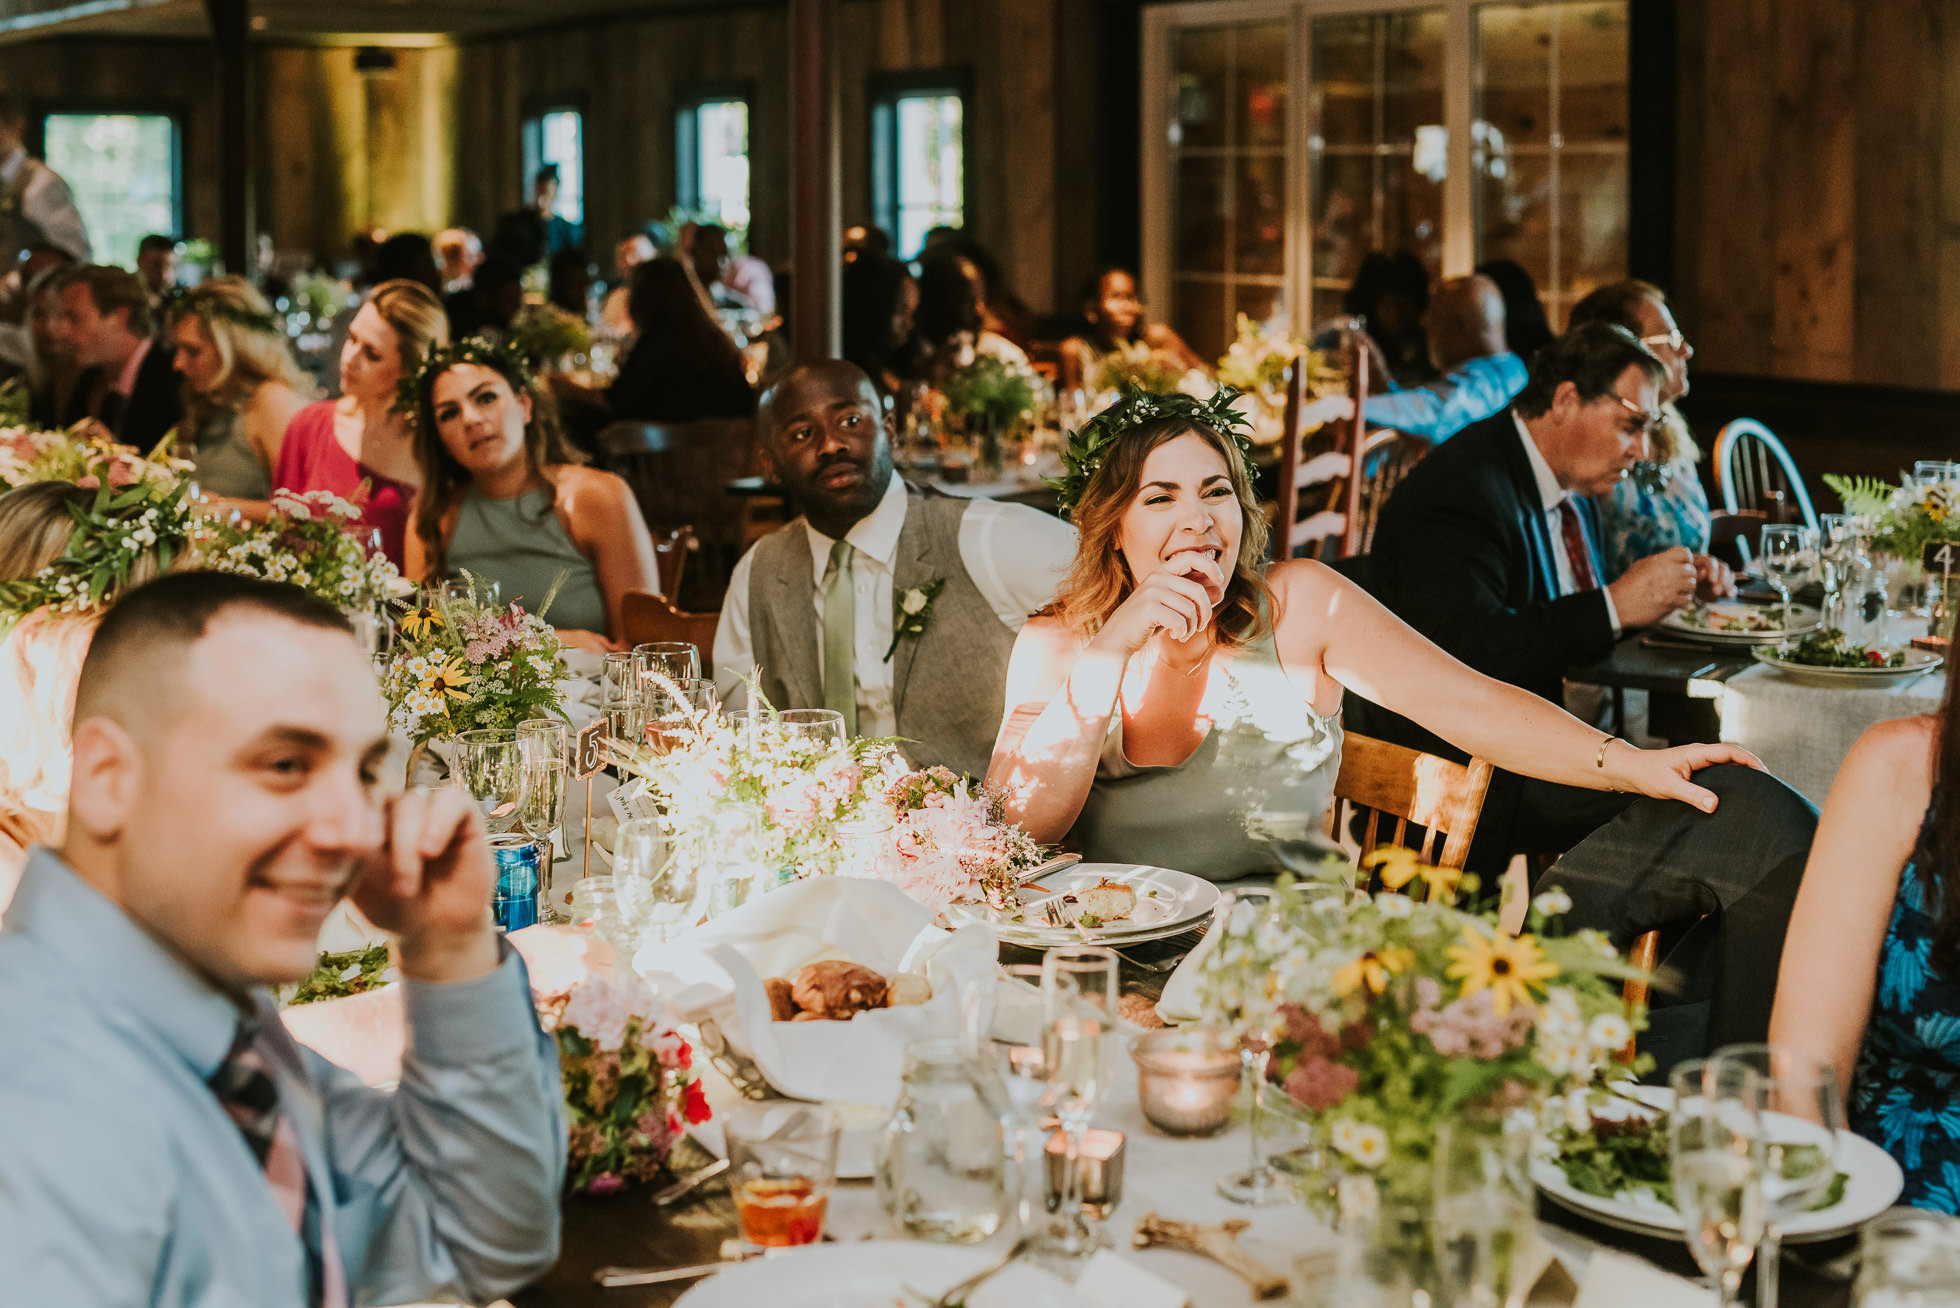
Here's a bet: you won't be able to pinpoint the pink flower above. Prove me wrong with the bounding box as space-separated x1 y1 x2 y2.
1284 1057 1359 1111
76 474 99 489
585 1173 625 1195
1277 1002 1339 1060
561 975 634 1051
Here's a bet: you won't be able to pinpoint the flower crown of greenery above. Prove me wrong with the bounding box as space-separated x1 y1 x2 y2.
393 335 537 418
0 471 197 622
1049 382 1257 517
162 287 280 337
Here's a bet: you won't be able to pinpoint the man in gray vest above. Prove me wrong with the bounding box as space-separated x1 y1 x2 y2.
0 95 89 272
715 361 1076 780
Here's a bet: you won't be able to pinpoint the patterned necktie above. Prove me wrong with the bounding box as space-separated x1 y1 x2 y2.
822 538 859 736
209 1017 348 1308
1556 499 1598 594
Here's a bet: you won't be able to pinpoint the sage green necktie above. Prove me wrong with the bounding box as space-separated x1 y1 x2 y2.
822 538 858 736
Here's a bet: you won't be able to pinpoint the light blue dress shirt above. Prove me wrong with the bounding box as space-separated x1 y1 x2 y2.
1362 351 1529 442
0 848 568 1307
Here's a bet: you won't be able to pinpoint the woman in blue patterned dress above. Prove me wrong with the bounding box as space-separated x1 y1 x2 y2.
1770 698 1960 1211
1567 281 1713 579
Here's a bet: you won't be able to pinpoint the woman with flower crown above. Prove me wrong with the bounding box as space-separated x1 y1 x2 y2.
986 389 1759 882
404 338 660 652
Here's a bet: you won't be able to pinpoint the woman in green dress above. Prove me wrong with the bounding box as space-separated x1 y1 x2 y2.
403 339 659 652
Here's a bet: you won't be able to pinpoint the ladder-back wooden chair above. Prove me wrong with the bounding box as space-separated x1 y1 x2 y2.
1325 731 1495 875
620 590 719 656
1713 419 1818 531
599 418 757 594
651 526 690 601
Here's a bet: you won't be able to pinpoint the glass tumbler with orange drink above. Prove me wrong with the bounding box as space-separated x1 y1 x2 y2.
726 1103 841 1248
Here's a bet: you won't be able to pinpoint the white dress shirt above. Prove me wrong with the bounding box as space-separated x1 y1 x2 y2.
1514 412 1619 633
0 147 91 262
715 474 1078 735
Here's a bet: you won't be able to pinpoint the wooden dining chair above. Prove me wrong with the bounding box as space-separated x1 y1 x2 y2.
599 418 757 596
1271 357 1360 561
651 526 690 600
1324 731 1495 876
1618 928 1664 1064
620 589 719 655
1713 419 1818 531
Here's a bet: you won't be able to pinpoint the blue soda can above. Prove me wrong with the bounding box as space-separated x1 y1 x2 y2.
489 834 543 932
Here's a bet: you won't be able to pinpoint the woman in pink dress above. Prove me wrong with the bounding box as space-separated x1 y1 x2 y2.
273 279 448 567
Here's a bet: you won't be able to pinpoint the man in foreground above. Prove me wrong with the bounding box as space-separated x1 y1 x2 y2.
0 572 566 1305
715 360 1076 779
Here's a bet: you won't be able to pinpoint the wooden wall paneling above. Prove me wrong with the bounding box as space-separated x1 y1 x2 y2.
1668 0 1703 337
254 48 313 257
1939 2 1960 391
1850 0 1941 389
993 0 1054 316
1767 0 1856 381
1689 0 1776 376
1051 0 1099 317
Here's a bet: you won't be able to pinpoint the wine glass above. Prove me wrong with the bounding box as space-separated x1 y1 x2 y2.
1817 515 1858 634
1710 1044 1843 1308
1433 1110 1536 1308
778 708 847 746
599 653 642 754
1214 888 1293 1206
643 678 717 754
1037 946 1119 1262
633 641 701 685
964 964 1054 1237
1759 525 1816 630
1670 1058 1768 1308
453 728 521 834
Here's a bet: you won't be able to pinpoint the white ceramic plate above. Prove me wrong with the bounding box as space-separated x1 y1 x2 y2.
672 1240 1084 1308
1751 644 1944 688
943 863 1220 948
1532 1087 1904 1243
1659 602 1822 646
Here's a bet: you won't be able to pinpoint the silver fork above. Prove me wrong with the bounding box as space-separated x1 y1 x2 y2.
929 1234 1032 1308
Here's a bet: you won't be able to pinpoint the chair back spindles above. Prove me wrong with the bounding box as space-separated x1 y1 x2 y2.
1326 732 1495 891
1714 418 1817 531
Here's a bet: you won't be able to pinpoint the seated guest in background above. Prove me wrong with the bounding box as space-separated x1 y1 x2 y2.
492 165 579 266
1363 324 1736 869
602 228 656 334
605 257 756 424
135 234 178 317
1770 697 1960 1211
405 339 659 651
928 231 1033 348
1566 280 1711 579
688 223 775 318
372 232 443 295
715 360 1076 779
0 572 566 1303
445 257 525 344
1477 258 1555 364
433 226 483 296
168 277 313 516
1059 266 1207 395
915 252 1028 375
547 248 595 319
841 253 919 396
842 222 891 264
1333 251 1435 387
55 264 182 452
20 262 87 423
1299 273 1527 444
275 279 447 567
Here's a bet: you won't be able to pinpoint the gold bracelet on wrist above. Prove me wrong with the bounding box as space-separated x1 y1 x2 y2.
1596 735 1617 770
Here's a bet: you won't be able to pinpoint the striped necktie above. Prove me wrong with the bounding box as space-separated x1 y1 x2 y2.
1557 499 1599 593
822 538 859 736
209 1017 348 1308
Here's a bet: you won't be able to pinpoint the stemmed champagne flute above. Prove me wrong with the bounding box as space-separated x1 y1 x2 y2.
599 652 642 756
1710 1044 1843 1308
964 964 1053 1237
1817 515 1857 634
516 719 570 922
1670 1058 1768 1308
643 678 716 754
1759 525 1816 631
1214 889 1292 1206
1037 946 1118 1261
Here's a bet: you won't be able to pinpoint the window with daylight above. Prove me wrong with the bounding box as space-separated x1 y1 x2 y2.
522 107 585 226
677 95 751 230
871 78 965 259
40 112 180 270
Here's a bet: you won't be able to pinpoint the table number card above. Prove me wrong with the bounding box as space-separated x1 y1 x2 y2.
574 719 609 780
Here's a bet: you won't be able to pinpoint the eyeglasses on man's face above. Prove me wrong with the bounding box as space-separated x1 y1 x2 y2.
1610 393 1663 439
1641 328 1690 354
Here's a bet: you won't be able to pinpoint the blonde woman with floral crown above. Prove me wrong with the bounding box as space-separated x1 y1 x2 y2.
167 276 313 518
0 479 185 910
986 388 1760 883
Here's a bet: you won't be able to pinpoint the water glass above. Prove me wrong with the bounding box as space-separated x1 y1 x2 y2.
633 641 701 685
1855 1210 1960 1307
616 816 703 942
349 599 393 669
599 653 642 751
1914 461 1960 488
1759 525 1817 629
702 801 771 916
1038 946 1119 1261
965 964 1053 1235
727 1103 841 1248
517 718 568 766
1433 1110 1536 1308
1670 1059 1768 1308
1710 1044 1843 1308
876 1037 1006 1243
778 708 847 746
453 728 522 834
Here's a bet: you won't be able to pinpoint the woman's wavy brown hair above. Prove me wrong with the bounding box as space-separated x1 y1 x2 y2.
1049 415 1273 647
167 277 310 435
408 352 585 584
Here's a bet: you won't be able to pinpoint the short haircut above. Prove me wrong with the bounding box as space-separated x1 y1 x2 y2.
74 572 351 724
67 264 153 339
137 234 177 256
1565 279 1669 336
1512 322 1666 419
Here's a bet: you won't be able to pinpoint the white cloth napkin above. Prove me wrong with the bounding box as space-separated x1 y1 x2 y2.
1155 902 1226 1024
1569 1250 1706 1307
1072 1250 1188 1308
635 876 998 1105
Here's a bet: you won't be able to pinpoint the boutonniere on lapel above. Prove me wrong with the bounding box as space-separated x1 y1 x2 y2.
885 578 947 662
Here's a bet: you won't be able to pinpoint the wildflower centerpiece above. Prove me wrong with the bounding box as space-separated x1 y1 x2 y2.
0 424 189 493
1213 314 1346 446
939 354 1041 479
1825 472 1960 638
205 488 399 611
381 575 570 747
1198 852 1645 1287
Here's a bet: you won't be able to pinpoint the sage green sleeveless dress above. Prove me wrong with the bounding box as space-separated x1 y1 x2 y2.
188 407 269 500
447 487 609 636
1068 626 1344 882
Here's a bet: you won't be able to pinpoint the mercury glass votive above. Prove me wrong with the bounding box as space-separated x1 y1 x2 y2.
1130 1028 1241 1137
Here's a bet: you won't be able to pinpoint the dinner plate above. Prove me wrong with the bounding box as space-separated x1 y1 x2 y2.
1658 602 1822 646
1532 1087 1903 1243
1751 644 1943 689
672 1240 1085 1308
942 863 1220 949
